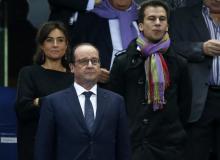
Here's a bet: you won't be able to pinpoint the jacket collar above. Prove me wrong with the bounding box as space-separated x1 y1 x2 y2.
126 39 174 59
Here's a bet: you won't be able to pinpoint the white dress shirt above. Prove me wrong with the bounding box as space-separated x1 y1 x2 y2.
74 82 97 118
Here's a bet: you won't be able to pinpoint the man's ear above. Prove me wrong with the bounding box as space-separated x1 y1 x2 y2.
138 23 144 32
69 63 74 73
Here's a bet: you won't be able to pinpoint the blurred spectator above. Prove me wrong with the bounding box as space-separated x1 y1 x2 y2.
135 0 187 8
27 0 50 28
48 0 102 30
166 0 202 9
6 0 37 87
170 0 220 160
71 0 139 86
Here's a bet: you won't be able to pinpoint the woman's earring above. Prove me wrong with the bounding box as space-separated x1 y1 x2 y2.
42 53 45 62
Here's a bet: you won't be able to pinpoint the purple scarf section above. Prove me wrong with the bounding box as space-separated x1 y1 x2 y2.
92 0 138 49
139 34 171 56
137 33 171 111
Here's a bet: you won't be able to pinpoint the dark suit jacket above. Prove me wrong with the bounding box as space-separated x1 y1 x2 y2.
169 2 212 122
109 40 191 160
35 86 131 160
48 0 88 25
71 12 113 70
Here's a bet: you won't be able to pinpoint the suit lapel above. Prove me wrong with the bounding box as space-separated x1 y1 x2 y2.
65 86 88 132
91 87 107 135
65 86 109 135
191 5 210 41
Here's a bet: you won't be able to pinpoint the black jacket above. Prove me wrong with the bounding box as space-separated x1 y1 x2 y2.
109 40 191 160
48 0 88 26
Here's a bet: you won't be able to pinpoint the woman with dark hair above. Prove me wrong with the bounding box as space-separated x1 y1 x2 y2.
15 21 74 160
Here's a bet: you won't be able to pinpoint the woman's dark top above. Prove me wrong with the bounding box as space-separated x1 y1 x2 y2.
15 64 74 160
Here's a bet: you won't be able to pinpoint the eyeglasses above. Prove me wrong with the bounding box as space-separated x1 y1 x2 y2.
75 58 100 66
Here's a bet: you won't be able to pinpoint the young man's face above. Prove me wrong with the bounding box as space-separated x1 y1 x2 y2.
139 6 168 43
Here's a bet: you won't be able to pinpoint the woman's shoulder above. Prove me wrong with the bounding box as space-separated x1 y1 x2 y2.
21 64 41 70
19 65 42 74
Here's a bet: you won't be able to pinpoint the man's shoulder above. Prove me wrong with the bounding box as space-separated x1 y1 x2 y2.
46 86 72 100
114 41 138 60
112 43 141 70
75 11 108 31
19 64 38 72
18 65 43 78
115 50 127 58
172 3 202 18
166 48 188 71
78 11 108 22
98 87 123 100
112 50 130 69
167 47 187 61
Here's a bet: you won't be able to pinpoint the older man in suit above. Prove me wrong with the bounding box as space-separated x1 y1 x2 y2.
34 43 131 160
170 0 220 160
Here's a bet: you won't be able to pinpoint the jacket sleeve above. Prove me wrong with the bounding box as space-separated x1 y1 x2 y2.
15 67 40 122
116 96 132 160
34 97 55 160
109 55 126 97
177 56 192 125
48 0 89 10
169 8 207 62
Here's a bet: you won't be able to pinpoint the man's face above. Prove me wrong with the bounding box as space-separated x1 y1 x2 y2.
204 0 220 13
138 6 168 43
70 45 101 88
109 0 132 10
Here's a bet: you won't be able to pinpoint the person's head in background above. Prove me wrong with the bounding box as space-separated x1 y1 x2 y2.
203 0 220 13
70 43 101 90
33 21 70 69
108 0 133 10
138 0 170 43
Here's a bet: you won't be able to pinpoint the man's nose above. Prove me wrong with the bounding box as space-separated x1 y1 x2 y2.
53 39 58 46
87 60 93 66
155 18 161 24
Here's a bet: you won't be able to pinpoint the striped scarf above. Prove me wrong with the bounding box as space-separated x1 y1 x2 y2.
136 33 170 111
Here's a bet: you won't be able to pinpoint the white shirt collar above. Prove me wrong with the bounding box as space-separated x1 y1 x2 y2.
74 82 97 96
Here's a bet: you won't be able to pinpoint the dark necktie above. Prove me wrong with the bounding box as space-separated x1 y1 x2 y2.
83 91 94 132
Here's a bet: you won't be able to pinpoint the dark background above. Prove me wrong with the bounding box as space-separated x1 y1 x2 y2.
0 0 49 87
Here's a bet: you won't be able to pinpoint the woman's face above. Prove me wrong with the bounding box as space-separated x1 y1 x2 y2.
41 28 68 61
